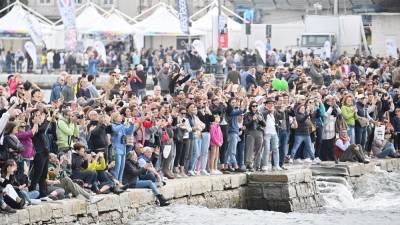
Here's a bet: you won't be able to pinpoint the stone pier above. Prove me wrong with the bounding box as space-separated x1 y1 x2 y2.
1 158 400 225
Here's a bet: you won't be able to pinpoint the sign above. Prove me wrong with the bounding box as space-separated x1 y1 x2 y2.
255 40 266 64
385 36 398 59
94 41 106 63
324 40 331 59
57 0 77 50
177 0 190 34
192 40 206 62
218 15 228 48
25 14 43 46
243 9 254 24
24 41 37 67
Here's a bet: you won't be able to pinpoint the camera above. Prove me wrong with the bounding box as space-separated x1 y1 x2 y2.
77 114 84 119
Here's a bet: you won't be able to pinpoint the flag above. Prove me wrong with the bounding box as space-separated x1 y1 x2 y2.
218 15 228 48
24 41 37 67
25 14 43 46
255 40 266 64
177 0 190 34
57 0 77 50
192 40 206 62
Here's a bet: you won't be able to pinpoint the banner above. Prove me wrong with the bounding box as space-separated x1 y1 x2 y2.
218 15 228 48
255 40 266 64
57 0 77 50
25 14 43 46
243 9 254 24
24 41 37 67
324 40 331 59
94 41 106 63
385 37 398 59
177 0 190 34
192 40 206 62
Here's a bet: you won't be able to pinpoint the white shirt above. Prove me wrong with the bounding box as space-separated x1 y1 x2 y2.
265 113 277 135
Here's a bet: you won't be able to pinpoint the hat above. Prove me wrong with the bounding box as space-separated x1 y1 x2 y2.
114 68 121 74
264 97 275 104
143 147 153 153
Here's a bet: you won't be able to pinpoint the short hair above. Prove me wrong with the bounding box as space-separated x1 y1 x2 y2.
73 143 86 151
88 74 95 82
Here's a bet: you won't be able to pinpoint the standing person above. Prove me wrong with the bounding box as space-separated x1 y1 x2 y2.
196 97 213 176
157 63 171 96
61 75 75 102
261 98 282 171
50 75 65 103
226 64 241 85
225 98 244 172
275 95 291 169
110 112 134 182
188 50 204 77
288 104 316 163
86 75 99 98
243 100 265 171
56 109 79 154
53 51 61 71
87 111 111 162
209 114 223 175
355 95 370 150
28 110 50 198
88 53 100 76
320 96 341 161
173 107 191 177
309 57 326 86
341 95 357 144
187 103 205 176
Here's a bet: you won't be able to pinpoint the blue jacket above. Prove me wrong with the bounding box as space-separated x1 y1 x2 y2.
50 82 63 102
111 123 134 155
88 59 99 75
227 108 242 134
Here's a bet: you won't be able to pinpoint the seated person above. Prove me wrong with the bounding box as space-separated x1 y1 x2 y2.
334 130 369 163
0 159 38 209
47 153 101 203
371 121 400 158
71 143 100 193
123 151 169 207
137 147 162 183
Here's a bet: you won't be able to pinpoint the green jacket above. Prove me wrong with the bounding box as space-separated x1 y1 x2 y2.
62 85 75 102
341 104 356 126
56 116 79 150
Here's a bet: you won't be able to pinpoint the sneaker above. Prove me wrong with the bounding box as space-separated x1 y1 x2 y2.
40 197 53 202
87 196 103 204
313 157 321 163
288 159 293 164
214 170 223 175
303 158 312 163
187 170 196 176
200 170 210 176
30 199 42 205
272 166 283 171
295 159 304 164
261 166 269 171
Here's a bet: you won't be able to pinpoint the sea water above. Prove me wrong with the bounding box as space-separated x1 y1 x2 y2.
129 169 400 225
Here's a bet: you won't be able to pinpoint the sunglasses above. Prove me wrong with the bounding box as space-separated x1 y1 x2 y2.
251 105 258 108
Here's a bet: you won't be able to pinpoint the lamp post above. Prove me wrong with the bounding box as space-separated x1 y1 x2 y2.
215 0 225 88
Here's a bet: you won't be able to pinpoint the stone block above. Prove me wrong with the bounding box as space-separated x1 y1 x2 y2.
87 203 99 217
230 174 247 188
248 169 312 184
27 205 42 223
97 195 120 212
210 176 224 191
190 177 212 196
311 166 349 177
119 191 132 209
60 199 74 215
129 189 155 206
40 204 53 221
16 208 29 225
7 213 19 225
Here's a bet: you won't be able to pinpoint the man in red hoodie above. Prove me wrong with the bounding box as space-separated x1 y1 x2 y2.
334 130 369 164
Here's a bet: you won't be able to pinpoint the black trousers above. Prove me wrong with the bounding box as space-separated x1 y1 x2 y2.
220 124 229 164
174 139 189 167
29 152 49 197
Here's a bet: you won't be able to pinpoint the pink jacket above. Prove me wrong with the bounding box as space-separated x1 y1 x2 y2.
16 130 35 159
210 123 223 147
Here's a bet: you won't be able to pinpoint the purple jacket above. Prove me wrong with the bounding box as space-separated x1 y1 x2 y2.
16 130 35 159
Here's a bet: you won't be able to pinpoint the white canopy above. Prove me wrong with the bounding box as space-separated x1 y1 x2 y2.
133 5 202 36
0 4 52 35
192 7 242 32
85 12 136 35
75 5 106 32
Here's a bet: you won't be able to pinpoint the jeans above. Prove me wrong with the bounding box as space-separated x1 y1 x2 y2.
278 130 290 167
347 125 355 145
113 154 126 181
189 136 202 171
290 135 315 160
200 132 210 171
262 133 279 167
377 143 396 158
97 171 115 188
134 179 160 195
236 137 246 168
21 190 40 202
225 132 240 167
355 125 367 150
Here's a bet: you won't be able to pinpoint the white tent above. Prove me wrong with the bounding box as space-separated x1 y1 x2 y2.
85 12 136 35
0 2 56 50
74 5 106 32
133 4 202 36
192 7 242 32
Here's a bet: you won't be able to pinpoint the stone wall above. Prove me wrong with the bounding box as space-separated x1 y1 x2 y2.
0 174 247 225
246 169 323 212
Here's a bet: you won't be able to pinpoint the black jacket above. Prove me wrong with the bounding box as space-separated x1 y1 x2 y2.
71 152 88 173
123 159 145 186
32 121 50 155
87 121 111 151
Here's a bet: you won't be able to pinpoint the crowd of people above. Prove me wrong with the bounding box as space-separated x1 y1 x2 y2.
0 44 400 214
